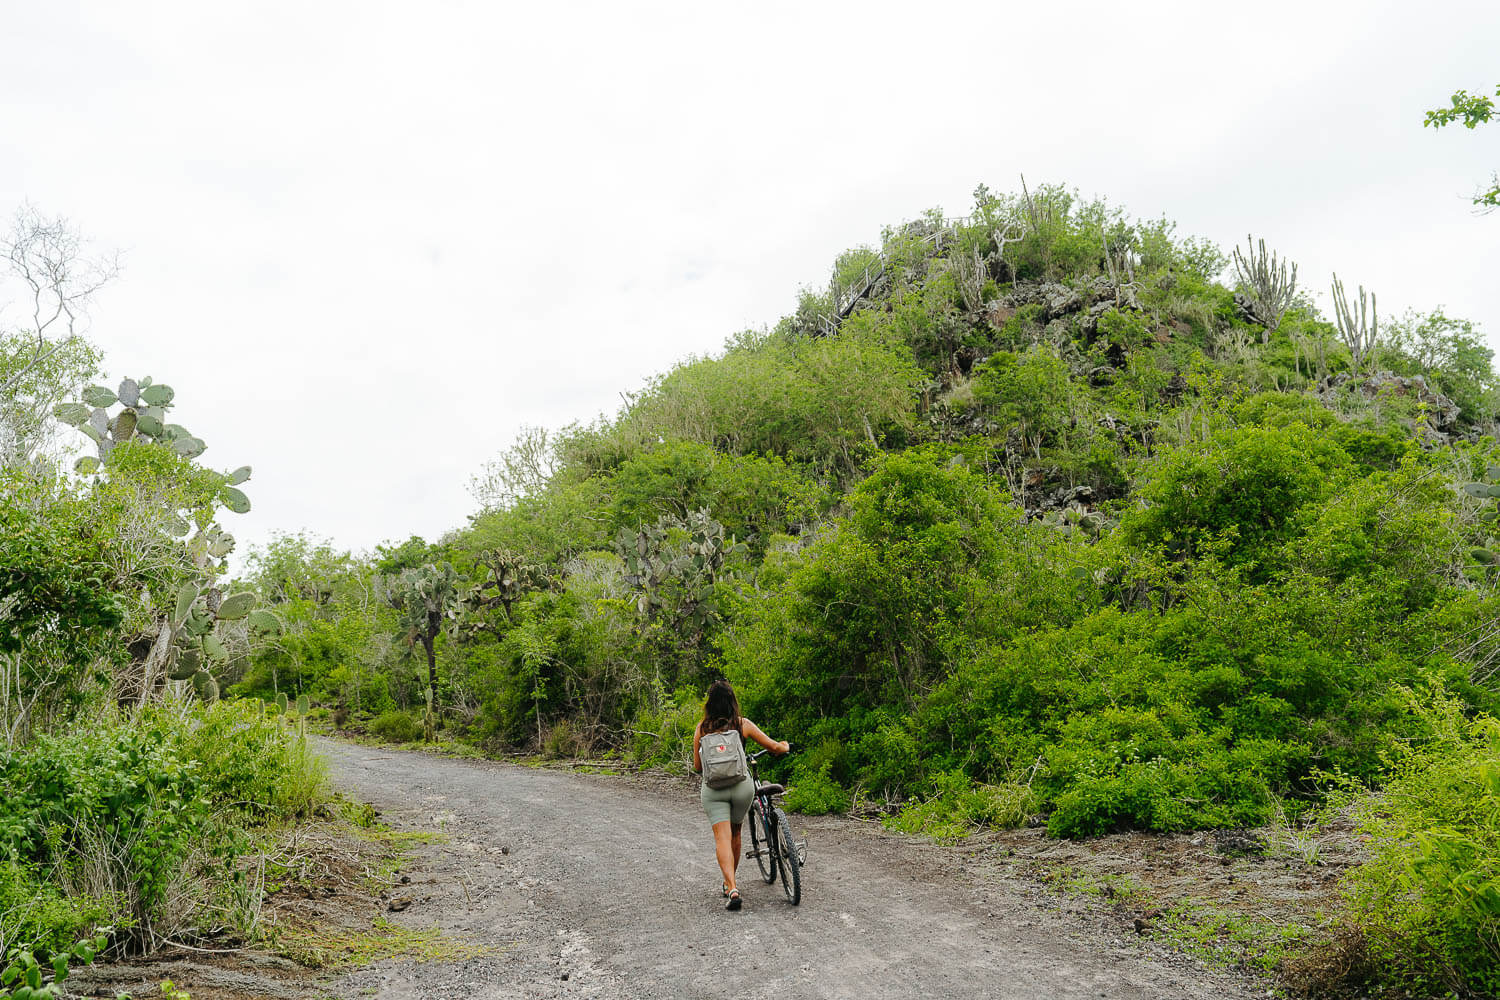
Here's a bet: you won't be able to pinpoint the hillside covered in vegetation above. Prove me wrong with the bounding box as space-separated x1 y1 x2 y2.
237 182 1500 994
9 181 1500 995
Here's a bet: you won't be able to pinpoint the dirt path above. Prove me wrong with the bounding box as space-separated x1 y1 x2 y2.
323 740 1264 1000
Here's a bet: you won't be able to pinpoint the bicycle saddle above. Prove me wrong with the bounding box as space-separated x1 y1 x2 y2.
756 782 785 796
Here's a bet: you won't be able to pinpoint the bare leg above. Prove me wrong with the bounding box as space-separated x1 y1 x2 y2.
712 821 737 893
731 821 742 878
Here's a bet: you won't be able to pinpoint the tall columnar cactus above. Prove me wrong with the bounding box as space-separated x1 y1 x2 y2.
1331 275 1379 375
1232 236 1298 342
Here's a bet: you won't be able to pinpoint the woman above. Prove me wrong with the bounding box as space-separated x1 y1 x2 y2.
692 678 788 911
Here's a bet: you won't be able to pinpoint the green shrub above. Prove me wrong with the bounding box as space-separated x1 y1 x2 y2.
0 860 110 957
369 710 423 744
183 700 326 819
0 704 320 953
783 762 851 816
1346 689 1500 996
886 771 1038 840
628 698 699 772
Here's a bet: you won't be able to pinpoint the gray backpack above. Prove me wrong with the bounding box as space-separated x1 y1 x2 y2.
699 728 749 789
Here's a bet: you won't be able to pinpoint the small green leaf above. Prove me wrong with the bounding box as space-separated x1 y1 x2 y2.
73 456 100 475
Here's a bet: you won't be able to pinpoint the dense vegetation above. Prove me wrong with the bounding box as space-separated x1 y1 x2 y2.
0 212 324 995
8 182 1500 994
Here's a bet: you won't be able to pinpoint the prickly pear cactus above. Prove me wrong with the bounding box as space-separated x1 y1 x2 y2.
1464 464 1500 576
156 585 264 702
57 375 278 706
56 376 254 522
613 509 744 627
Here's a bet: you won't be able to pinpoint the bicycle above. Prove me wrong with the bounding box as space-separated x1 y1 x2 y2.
744 748 805 905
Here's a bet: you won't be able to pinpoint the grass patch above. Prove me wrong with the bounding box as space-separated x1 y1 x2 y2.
274 916 489 970
1037 862 1307 974
1156 900 1310 973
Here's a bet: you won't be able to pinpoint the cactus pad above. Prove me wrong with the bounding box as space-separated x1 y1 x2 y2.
221 486 251 514
139 384 175 406
191 670 219 702
117 378 140 407
172 437 206 459
110 409 137 442
82 385 117 408
174 582 199 625
247 609 284 635
54 402 91 426
216 592 257 620
202 633 229 663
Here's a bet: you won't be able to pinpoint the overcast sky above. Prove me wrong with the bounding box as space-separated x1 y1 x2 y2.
3 0 1497 562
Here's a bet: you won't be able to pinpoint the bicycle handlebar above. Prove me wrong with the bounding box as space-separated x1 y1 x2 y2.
748 745 790 763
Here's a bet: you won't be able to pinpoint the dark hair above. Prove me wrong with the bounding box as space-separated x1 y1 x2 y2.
701 678 741 735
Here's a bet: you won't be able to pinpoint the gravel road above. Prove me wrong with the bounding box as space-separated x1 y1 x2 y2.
324 740 1263 1000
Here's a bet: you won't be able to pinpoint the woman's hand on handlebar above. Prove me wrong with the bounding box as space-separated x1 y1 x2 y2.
777 740 791 755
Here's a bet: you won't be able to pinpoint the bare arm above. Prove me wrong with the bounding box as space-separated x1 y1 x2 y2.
741 718 789 754
692 721 702 773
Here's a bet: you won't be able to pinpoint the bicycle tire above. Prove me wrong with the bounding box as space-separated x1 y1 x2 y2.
750 800 776 883
773 807 801 905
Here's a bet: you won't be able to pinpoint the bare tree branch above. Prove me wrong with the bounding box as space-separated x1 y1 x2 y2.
0 204 119 396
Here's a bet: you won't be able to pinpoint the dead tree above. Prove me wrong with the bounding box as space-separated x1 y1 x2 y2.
1 206 118 395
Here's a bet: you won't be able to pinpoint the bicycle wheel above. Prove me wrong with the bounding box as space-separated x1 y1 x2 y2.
749 800 776 883
773 807 801 905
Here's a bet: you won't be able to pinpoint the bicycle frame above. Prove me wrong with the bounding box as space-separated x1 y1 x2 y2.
746 749 781 870
745 748 803 904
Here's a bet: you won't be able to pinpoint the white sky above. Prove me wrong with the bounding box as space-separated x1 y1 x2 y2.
3 0 1497 562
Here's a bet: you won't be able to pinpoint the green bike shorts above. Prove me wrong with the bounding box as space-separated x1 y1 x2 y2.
700 777 754 827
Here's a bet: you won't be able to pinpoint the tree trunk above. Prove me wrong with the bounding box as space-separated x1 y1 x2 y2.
138 617 173 707
422 620 438 742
